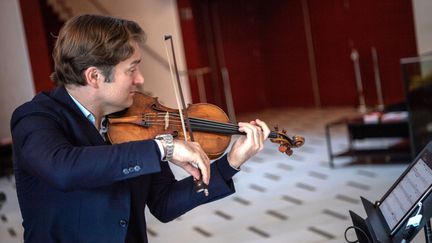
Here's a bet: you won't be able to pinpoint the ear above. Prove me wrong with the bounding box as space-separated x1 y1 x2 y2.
83 67 101 88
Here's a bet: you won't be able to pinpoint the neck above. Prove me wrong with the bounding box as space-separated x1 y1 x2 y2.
66 85 103 124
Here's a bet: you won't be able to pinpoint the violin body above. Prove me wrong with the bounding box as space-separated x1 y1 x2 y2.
107 92 233 159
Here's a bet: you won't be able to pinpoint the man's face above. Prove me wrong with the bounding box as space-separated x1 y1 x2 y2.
98 42 144 114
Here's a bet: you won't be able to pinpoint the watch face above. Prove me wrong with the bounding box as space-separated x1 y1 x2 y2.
156 134 173 142
162 134 173 139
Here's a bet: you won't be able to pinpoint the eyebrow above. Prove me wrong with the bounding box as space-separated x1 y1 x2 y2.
130 59 141 66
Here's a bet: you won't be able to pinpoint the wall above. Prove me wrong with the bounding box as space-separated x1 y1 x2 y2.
309 0 417 106
20 0 55 93
182 0 418 111
412 0 432 55
261 0 315 108
0 0 35 140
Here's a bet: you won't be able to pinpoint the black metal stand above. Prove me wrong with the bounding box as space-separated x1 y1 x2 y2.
425 221 432 243
325 118 411 168
349 197 392 243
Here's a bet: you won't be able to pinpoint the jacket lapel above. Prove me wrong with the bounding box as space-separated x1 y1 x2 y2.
50 86 108 146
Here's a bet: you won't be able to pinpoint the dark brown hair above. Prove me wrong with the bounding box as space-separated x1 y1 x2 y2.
51 14 146 86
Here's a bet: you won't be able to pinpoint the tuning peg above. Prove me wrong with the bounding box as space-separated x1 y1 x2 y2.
285 148 293 156
278 144 288 153
282 129 287 134
274 125 279 132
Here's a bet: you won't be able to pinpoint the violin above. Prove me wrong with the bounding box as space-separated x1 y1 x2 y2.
106 35 304 197
106 92 305 159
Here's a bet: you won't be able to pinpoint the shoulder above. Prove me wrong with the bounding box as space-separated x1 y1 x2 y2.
10 87 75 129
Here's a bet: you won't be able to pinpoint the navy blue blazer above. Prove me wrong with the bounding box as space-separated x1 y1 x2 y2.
11 86 238 243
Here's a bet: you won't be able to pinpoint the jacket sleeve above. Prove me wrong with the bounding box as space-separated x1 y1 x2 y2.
146 154 239 222
12 114 162 191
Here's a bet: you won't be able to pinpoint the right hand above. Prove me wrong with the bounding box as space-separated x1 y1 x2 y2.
169 140 210 185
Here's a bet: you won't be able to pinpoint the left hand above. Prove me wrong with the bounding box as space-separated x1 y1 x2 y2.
227 119 270 169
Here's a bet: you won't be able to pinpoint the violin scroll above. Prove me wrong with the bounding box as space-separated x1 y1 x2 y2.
270 126 305 156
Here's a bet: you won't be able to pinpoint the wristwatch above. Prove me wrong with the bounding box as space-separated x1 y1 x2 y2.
155 134 174 161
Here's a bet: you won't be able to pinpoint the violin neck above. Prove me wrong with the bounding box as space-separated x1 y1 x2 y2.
189 117 278 138
189 117 241 135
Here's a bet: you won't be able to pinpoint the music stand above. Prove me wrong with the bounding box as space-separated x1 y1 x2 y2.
349 141 432 242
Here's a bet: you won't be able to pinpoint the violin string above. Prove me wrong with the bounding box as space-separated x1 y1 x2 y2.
134 121 239 135
121 113 285 136
143 119 282 140
135 112 241 134
145 118 241 134
170 117 238 132
145 112 240 131
113 113 283 139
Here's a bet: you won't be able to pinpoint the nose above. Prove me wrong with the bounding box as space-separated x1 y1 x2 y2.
134 71 144 85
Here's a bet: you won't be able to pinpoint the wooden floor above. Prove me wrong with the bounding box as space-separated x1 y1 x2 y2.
0 107 426 242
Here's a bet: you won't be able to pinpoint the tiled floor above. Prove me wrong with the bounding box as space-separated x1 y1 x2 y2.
0 107 426 242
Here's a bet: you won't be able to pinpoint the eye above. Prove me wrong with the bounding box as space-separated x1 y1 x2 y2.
127 68 136 74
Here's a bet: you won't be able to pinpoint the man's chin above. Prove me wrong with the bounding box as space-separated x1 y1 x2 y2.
123 99 134 110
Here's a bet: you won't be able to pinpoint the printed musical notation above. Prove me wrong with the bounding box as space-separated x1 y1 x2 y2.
380 157 432 230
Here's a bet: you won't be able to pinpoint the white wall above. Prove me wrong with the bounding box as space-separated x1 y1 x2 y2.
0 0 35 140
56 0 191 108
412 0 432 55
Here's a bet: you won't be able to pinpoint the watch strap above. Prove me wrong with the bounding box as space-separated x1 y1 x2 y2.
155 134 174 161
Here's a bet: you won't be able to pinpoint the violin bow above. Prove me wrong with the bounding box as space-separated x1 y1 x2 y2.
163 35 209 196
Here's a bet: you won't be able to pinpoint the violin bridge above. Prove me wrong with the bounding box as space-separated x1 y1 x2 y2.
164 111 169 130
141 114 150 127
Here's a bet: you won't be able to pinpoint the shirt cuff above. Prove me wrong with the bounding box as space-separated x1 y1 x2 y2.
154 139 165 160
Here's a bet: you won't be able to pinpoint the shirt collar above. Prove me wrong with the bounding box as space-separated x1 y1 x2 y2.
67 92 108 139
68 93 96 125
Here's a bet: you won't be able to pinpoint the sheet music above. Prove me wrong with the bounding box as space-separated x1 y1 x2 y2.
380 157 432 230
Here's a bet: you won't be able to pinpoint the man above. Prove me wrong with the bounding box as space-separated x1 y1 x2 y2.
11 14 269 243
